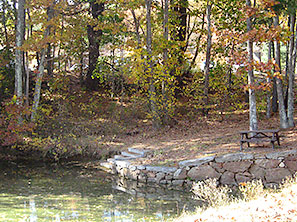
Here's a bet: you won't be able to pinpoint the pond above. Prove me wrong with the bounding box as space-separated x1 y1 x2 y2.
0 161 201 222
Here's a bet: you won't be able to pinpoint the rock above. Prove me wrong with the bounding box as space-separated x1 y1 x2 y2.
128 148 150 157
187 165 221 181
285 155 297 161
266 150 297 159
127 170 139 180
172 180 184 186
278 162 285 168
284 160 297 172
255 159 280 169
147 178 157 183
114 155 136 160
137 165 146 170
145 166 177 173
147 172 156 178
235 172 252 184
165 175 173 180
179 156 215 167
138 174 147 183
159 180 167 184
100 162 113 169
220 171 236 185
156 172 165 183
223 161 252 173
215 153 254 163
254 154 266 159
173 168 188 180
209 162 225 173
265 168 292 183
121 151 143 158
249 165 265 180
114 160 131 168
129 165 137 171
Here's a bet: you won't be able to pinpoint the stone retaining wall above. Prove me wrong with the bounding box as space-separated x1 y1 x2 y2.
101 149 297 188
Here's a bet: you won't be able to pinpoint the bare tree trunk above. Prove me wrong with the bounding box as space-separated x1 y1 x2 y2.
131 9 141 47
246 0 258 131
274 16 289 129
31 3 55 121
162 0 169 125
203 1 212 116
266 41 272 119
146 0 159 129
287 12 296 127
15 0 25 105
185 13 205 75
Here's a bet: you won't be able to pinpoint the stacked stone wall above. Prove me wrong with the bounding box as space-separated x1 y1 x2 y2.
102 150 297 188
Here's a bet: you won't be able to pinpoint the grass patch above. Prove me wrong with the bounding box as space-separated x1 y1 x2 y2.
176 174 297 221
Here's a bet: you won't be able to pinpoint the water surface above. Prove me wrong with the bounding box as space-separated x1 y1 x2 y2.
0 162 200 221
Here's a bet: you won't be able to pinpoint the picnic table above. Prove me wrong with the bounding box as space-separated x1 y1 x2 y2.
240 129 280 150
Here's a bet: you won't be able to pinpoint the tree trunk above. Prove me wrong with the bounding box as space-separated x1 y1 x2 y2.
85 1 104 91
270 41 278 113
131 9 141 47
146 0 159 129
203 1 212 116
287 12 296 127
162 0 169 125
274 16 289 129
246 0 258 131
171 0 188 94
31 3 55 121
266 41 272 119
15 0 25 105
1 0 8 44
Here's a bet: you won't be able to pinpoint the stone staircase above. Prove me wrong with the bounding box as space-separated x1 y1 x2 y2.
100 148 150 171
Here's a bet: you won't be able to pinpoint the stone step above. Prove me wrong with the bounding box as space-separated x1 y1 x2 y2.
100 162 113 169
114 155 137 160
121 151 143 158
107 158 115 163
128 148 150 156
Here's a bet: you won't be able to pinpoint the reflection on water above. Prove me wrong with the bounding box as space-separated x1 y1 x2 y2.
0 162 200 221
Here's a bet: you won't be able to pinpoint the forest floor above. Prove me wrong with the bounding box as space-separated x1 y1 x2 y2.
113 110 297 167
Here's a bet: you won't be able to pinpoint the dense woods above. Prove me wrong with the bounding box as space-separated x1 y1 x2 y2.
0 0 296 160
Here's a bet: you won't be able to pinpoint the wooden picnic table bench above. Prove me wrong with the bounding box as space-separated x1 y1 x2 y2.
240 129 280 150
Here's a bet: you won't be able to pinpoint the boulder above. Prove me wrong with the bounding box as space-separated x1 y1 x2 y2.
220 171 236 185
265 168 292 183
223 161 252 173
249 164 265 180
215 153 254 163
235 172 252 184
284 160 297 172
172 180 184 186
255 159 280 168
179 156 215 167
209 162 225 173
173 168 188 180
187 165 220 181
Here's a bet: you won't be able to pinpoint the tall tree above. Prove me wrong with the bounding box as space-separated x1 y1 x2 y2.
146 0 159 128
85 1 104 91
162 0 170 124
31 2 55 121
287 11 296 127
203 0 212 116
246 0 258 131
15 0 25 105
274 15 289 129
